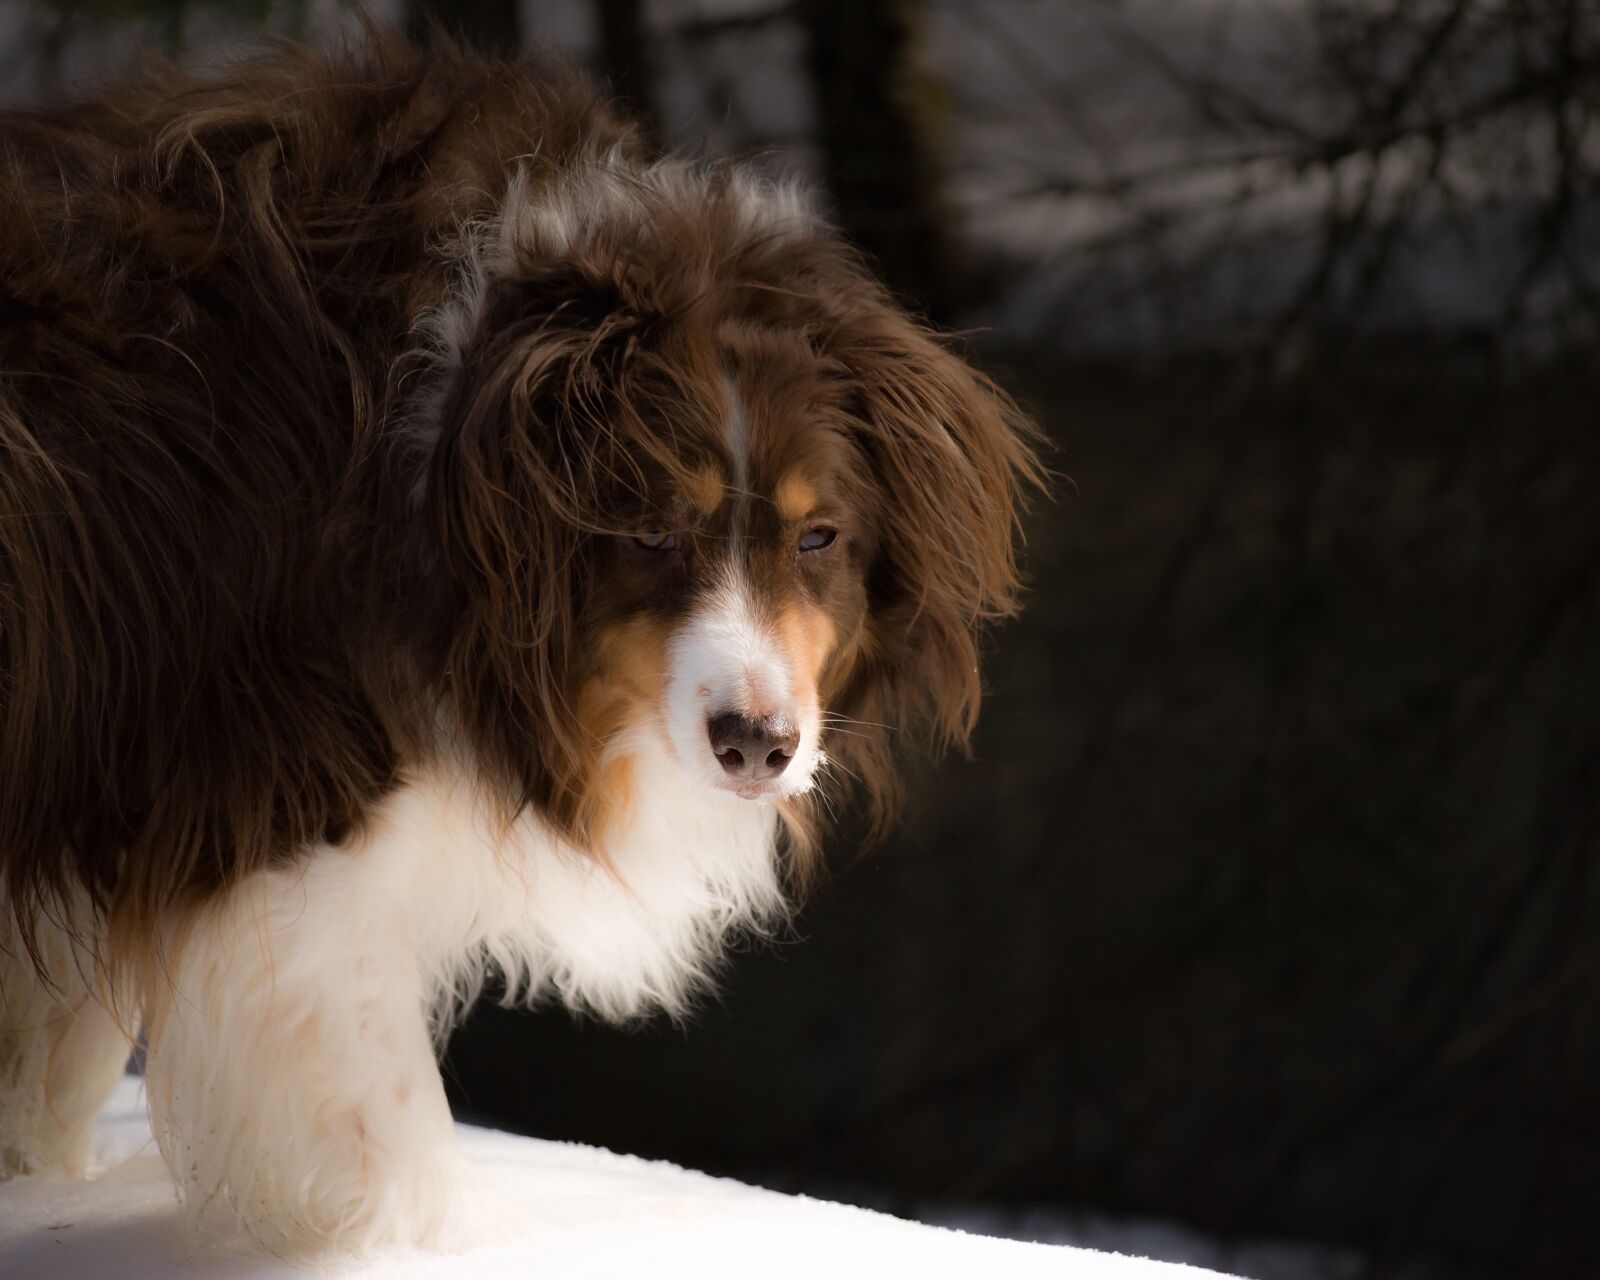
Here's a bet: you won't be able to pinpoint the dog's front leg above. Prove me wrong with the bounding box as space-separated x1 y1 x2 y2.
0 903 133 1178
141 848 507 1256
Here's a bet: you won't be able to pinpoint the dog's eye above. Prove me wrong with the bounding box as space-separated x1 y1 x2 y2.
798 527 837 552
635 528 678 552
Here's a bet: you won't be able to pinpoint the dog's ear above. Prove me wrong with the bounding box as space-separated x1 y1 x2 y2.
822 287 1046 830
417 260 651 839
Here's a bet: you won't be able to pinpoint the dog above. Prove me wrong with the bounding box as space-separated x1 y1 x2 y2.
0 36 1039 1253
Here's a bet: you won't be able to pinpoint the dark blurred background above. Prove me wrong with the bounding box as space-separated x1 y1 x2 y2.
6 2 1599 1276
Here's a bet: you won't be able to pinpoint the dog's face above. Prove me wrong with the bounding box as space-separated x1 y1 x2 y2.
587 340 874 806
424 160 1039 856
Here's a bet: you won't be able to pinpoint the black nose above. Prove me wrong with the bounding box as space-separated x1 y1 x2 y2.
707 713 799 782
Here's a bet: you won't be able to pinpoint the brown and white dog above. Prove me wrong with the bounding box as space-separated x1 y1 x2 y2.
0 37 1039 1253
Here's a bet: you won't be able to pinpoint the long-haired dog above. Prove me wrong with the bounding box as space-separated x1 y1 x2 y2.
0 37 1039 1253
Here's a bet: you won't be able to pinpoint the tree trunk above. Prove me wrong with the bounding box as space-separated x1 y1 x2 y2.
406 0 521 54
799 0 958 320
594 0 660 145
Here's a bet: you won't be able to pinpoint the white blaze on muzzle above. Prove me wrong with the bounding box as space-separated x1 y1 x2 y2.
662 572 823 797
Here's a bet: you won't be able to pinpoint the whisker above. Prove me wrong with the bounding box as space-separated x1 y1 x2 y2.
813 786 840 825
821 713 897 733
818 756 863 786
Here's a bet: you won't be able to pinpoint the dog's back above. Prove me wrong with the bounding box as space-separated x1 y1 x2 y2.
0 41 633 944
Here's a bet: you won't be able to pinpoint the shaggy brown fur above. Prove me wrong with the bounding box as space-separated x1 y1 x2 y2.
0 35 1040 978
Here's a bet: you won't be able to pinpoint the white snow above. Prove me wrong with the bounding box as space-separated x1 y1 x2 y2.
0 1076 1234 1279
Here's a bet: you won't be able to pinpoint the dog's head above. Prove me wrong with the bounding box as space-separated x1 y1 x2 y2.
417 155 1041 868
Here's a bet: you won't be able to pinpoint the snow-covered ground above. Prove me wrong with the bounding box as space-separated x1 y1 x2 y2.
0 1076 1233 1279
921 1204 1439 1280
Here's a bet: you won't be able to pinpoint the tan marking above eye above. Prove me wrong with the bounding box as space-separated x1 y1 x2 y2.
773 472 820 523
688 462 726 515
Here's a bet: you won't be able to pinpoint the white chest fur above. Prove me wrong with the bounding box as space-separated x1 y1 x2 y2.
368 750 786 1026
